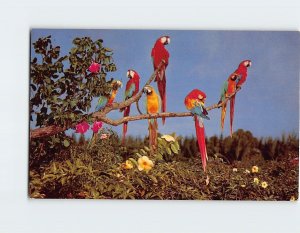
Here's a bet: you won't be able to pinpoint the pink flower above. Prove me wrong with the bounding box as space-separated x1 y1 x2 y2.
88 62 101 73
91 121 103 133
100 134 108 139
75 121 89 134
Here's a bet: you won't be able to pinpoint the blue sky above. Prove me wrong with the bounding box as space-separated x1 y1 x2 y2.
31 29 299 138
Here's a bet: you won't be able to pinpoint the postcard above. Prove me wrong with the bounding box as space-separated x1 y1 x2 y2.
29 29 299 200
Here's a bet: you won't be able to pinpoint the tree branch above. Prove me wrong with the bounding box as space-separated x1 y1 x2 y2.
91 87 241 126
30 62 241 139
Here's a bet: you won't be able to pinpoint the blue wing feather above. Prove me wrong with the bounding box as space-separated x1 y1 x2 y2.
95 95 108 111
125 83 136 99
191 104 210 120
220 81 228 101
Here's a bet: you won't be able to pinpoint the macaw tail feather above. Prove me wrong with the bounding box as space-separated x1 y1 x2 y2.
221 103 227 131
122 105 131 145
148 119 158 151
157 66 166 124
229 96 235 137
194 115 207 172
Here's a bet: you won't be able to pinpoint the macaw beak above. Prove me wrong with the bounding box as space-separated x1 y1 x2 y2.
115 80 122 88
127 70 131 78
167 37 170 44
143 86 152 95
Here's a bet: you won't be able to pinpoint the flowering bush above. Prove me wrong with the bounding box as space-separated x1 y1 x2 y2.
29 129 298 200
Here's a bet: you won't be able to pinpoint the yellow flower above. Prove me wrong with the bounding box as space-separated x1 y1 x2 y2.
232 168 238 172
261 181 268 189
124 160 133 169
241 184 246 188
290 196 296 201
253 177 259 185
138 156 154 172
161 134 175 142
251 166 259 173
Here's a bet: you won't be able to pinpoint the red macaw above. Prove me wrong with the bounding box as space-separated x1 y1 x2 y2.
143 85 161 152
95 80 122 111
120 70 140 145
151 36 170 125
184 89 210 172
235 60 252 87
219 60 251 137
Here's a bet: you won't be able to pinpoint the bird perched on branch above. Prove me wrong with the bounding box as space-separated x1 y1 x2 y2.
151 36 170 125
235 60 252 88
144 85 161 152
120 70 140 145
184 89 210 172
95 80 122 112
219 60 252 136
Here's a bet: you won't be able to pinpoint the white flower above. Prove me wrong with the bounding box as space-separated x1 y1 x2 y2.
161 135 175 142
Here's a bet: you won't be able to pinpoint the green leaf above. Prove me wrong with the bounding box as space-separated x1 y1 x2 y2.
144 146 150 152
66 160 73 169
166 148 172 155
61 176 67 185
73 38 81 45
104 47 113 52
148 175 158 183
171 144 178 154
155 153 163 160
174 141 180 151
135 153 142 158
140 149 147 155
63 139 70 147
128 158 138 167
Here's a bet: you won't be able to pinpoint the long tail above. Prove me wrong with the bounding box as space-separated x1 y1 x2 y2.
221 103 227 132
148 118 158 151
229 96 235 137
157 66 166 125
122 105 131 145
194 116 207 172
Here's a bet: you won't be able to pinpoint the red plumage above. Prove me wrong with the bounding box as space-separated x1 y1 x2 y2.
186 89 207 100
151 36 170 124
229 96 235 137
185 89 208 172
235 60 251 86
194 116 207 172
121 71 140 145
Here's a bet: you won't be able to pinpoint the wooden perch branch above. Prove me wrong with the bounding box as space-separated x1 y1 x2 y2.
30 60 241 139
91 86 241 126
30 125 66 139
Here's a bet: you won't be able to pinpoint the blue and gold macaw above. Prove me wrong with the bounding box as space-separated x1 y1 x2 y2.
143 85 161 151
